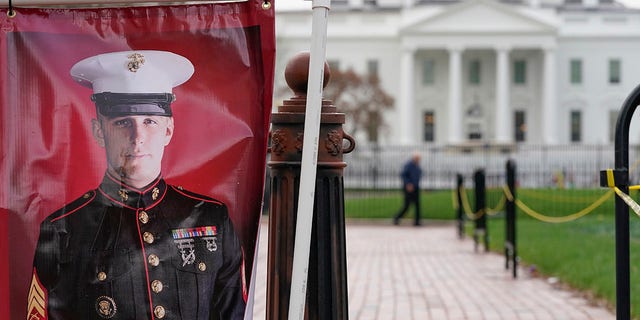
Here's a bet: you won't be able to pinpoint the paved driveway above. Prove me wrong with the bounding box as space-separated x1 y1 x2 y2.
250 220 615 319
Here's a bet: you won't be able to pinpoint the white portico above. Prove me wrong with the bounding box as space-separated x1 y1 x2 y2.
399 0 558 145
275 0 640 146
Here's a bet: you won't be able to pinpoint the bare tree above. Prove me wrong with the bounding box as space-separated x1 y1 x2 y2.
323 68 394 144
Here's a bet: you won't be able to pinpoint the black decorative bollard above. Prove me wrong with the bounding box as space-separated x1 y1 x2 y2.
599 83 640 320
505 160 517 278
456 173 464 239
473 169 488 252
266 52 355 320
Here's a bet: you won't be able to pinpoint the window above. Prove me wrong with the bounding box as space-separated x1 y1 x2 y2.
468 123 482 140
423 111 435 142
367 59 378 78
422 60 434 85
513 60 526 84
570 110 581 142
609 59 621 84
469 60 481 85
570 59 582 84
514 111 526 142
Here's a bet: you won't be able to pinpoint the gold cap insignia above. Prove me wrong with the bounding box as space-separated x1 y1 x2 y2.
127 53 145 73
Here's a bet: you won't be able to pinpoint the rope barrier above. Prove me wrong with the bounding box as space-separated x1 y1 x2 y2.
458 186 505 220
515 190 614 223
458 186 482 220
457 183 613 223
486 195 506 215
518 188 608 204
454 167 640 224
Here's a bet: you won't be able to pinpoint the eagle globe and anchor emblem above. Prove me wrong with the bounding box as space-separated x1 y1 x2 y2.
95 296 117 319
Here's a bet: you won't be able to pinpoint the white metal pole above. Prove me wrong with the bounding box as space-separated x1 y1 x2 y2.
287 0 330 319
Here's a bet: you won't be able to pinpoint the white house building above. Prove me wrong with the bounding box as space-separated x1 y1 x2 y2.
275 0 640 146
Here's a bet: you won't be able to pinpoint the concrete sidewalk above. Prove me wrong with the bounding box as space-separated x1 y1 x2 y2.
250 221 615 319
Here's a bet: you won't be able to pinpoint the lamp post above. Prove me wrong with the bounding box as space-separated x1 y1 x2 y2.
266 52 355 320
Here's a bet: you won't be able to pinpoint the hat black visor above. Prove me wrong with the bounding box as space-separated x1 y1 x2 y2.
92 92 174 117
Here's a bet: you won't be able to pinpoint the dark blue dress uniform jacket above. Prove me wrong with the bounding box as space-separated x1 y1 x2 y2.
30 173 246 320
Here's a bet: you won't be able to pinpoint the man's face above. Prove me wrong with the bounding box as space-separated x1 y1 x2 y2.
92 114 174 188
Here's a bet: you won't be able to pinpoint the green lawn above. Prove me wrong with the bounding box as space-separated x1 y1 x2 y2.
345 189 457 220
345 187 640 318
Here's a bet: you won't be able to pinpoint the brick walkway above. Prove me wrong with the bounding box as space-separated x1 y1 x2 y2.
250 220 615 319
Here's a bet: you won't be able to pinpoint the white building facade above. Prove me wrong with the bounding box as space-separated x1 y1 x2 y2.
275 0 640 146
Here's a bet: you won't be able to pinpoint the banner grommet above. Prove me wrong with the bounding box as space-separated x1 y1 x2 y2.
6 0 15 18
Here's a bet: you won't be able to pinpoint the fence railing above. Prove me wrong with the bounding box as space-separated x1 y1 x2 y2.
343 144 640 190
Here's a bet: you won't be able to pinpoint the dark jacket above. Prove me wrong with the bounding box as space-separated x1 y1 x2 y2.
401 160 422 191
28 173 246 320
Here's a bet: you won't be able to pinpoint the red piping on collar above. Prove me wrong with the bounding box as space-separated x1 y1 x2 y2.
105 172 162 194
51 192 96 223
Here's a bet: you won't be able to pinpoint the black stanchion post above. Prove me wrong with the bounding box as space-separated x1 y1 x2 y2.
599 83 640 320
505 159 517 278
456 173 464 239
473 169 488 252
266 52 355 320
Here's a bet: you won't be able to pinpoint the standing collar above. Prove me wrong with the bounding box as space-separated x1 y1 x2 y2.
98 172 167 209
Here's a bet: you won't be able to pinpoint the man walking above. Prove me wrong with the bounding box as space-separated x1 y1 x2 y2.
393 152 423 226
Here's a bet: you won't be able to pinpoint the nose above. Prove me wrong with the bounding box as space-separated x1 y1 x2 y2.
130 122 146 145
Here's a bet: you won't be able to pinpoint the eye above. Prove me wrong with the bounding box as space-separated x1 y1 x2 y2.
113 119 132 127
144 118 159 125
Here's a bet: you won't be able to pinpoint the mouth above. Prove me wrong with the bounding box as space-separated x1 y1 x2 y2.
124 153 149 160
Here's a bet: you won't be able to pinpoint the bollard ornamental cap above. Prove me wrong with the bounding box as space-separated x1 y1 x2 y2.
70 50 194 117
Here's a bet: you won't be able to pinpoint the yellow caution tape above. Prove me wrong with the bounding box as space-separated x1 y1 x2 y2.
607 169 616 188
603 168 640 216
611 186 640 216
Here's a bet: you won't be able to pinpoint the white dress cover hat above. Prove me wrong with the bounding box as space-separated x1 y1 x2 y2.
70 50 194 117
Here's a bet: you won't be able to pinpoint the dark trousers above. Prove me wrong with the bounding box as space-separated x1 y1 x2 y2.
394 190 421 225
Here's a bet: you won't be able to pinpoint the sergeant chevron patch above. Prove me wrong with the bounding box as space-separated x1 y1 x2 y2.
172 226 217 239
27 270 47 320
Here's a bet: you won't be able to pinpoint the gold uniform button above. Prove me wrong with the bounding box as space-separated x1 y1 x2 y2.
97 272 107 281
138 211 149 224
143 232 154 244
198 262 207 272
154 305 166 319
148 254 159 267
151 280 163 293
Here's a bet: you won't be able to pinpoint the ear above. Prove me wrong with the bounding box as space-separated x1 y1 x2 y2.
164 117 175 146
92 118 106 148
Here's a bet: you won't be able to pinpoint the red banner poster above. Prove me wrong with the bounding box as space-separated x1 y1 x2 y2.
0 2 274 319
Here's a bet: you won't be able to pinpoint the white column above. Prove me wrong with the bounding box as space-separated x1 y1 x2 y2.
448 46 463 144
495 46 511 143
348 0 364 9
398 46 415 145
542 47 557 144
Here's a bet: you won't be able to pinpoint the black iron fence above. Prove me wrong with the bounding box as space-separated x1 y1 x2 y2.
343 144 640 191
